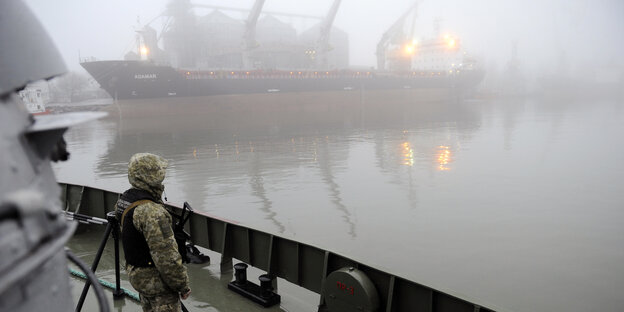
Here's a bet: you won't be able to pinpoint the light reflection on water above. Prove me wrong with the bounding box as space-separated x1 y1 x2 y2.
55 93 624 312
436 145 452 170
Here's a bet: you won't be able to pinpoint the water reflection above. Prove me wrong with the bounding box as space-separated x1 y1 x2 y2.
317 137 356 238
401 141 414 167
248 151 285 234
436 145 452 171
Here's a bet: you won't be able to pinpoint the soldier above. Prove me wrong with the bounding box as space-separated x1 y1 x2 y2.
116 153 191 312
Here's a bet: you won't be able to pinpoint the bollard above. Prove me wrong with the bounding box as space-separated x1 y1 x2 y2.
259 274 274 298
227 263 280 307
234 263 248 286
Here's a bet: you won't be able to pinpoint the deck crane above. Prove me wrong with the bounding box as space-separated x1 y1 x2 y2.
376 2 418 70
242 0 266 69
315 0 342 69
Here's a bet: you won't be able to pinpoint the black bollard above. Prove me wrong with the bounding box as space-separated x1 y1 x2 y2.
259 274 274 298
227 264 280 307
234 263 248 286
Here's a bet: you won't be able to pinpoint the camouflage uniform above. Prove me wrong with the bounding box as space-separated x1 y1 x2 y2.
119 153 190 312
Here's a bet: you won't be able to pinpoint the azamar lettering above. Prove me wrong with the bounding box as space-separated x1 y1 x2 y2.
134 74 157 79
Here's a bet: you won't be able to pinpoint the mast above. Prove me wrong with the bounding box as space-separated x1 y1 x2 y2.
242 0 266 69
315 0 342 69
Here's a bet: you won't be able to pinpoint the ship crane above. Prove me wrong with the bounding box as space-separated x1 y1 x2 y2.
191 3 323 20
315 0 342 69
242 0 266 69
376 1 419 71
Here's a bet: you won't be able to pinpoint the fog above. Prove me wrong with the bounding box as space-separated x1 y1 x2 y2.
25 0 623 84
18 1 624 311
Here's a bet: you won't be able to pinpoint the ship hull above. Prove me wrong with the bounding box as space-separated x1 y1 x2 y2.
81 60 484 100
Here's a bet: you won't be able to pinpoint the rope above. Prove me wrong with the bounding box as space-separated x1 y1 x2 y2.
68 267 141 302
66 251 110 312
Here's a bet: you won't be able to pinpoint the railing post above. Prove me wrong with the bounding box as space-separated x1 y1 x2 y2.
220 223 233 273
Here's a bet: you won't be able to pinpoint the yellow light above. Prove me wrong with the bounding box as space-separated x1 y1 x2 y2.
436 145 452 171
448 39 456 47
404 43 416 55
140 46 149 55
401 141 414 167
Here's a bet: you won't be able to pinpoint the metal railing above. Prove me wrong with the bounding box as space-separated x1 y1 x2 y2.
60 182 498 312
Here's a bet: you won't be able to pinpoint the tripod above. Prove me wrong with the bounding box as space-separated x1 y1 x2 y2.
69 211 124 312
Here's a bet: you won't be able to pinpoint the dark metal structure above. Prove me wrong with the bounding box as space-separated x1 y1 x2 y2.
0 1 107 311
61 182 499 312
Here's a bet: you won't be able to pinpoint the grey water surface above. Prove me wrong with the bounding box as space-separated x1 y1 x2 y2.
56 93 624 312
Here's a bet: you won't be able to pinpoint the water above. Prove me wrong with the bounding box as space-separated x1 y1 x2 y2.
55 92 624 311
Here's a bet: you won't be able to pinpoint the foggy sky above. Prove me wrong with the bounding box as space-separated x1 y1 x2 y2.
25 0 624 77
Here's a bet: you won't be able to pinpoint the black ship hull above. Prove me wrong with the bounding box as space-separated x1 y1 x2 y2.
81 60 484 100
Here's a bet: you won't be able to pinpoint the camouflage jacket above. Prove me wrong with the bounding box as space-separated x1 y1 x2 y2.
127 200 190 297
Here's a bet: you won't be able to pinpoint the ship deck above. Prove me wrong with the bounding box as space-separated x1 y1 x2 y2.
63 182 500 312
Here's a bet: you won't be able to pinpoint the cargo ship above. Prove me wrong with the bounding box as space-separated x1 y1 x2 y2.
81 0 484 100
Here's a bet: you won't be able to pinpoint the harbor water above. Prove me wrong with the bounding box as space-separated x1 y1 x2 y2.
55 91 624 311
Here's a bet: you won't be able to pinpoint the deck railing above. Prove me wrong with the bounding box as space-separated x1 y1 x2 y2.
60 182 498 312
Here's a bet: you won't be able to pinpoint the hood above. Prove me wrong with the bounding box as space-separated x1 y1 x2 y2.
127 153 168 200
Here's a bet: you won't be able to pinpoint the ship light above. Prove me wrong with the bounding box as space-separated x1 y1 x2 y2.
404 43 416 55
140 46 149 55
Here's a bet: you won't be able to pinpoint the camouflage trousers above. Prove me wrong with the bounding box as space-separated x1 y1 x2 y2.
140 292 181 312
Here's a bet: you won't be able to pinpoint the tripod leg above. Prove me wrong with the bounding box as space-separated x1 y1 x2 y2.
75 222 113 312
108 212 124 299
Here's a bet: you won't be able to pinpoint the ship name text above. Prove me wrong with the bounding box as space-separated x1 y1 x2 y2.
134 74 157 79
